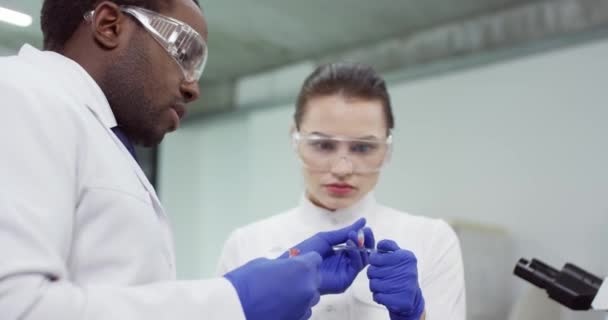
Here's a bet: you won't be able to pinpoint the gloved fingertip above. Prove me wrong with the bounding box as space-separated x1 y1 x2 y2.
377 239 400 252
363 227 375 249
301 308 313 320
372 292 384 304
352 217 366 230
323 218 366 245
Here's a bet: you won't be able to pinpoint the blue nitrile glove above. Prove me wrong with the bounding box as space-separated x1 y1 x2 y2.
280 218 376 294
367 240 425 320
224 252 322 320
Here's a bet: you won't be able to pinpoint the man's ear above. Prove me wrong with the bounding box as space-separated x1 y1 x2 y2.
89 1 127 50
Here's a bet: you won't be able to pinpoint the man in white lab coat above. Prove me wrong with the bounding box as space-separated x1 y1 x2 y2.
0 0 373 319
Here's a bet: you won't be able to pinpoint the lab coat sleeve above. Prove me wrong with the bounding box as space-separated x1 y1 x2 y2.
216 229 244 275
0 82 245 319
419 220 466 320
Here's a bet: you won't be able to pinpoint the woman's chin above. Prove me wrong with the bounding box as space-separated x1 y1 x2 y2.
321 195 358 211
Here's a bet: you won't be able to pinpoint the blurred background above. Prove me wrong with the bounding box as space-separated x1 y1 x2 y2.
2 0 608 319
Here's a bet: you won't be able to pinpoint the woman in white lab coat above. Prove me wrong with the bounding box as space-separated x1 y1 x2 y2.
217 63 466 319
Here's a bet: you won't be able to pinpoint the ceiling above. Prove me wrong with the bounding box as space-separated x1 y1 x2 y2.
0 0 544 82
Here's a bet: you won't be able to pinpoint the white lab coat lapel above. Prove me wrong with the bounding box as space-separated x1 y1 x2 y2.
24 44 176 266
21 44 166 215
84 102 167 217
84 101 177 268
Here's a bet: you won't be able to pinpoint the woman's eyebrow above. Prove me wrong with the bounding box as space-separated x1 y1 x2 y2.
355 135 381 140
307 131 382 140
309 131 331 137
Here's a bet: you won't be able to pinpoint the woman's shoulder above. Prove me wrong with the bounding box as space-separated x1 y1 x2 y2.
377 205 448 227
372 205 461 272
374 204 458 244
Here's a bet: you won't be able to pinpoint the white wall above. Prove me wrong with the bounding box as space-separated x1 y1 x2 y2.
159 38 608 319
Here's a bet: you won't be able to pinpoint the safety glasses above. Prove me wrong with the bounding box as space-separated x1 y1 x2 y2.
85 6 208 82
292 131 393 174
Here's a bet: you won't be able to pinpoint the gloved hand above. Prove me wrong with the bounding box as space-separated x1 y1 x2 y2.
367 240 425 320
281 218 375 294
224 252 322 320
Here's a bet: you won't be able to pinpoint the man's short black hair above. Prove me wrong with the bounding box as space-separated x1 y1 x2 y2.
41 0 200 51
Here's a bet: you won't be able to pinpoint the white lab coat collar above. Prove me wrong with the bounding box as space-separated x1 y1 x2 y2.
18 44 117 128
295 193 378 229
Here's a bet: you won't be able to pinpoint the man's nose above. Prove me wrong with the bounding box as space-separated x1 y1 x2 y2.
180 80 201 103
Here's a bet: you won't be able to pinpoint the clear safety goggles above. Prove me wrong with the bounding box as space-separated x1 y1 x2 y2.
85 6 208 82
292 131 393 174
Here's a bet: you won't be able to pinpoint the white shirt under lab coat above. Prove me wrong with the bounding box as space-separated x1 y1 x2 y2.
217 194 466 320
0 45 244 320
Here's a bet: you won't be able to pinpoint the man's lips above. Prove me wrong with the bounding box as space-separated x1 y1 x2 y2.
167 104 187 132
171 104 187 119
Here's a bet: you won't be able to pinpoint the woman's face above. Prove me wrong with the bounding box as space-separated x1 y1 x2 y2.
297 94 389 211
